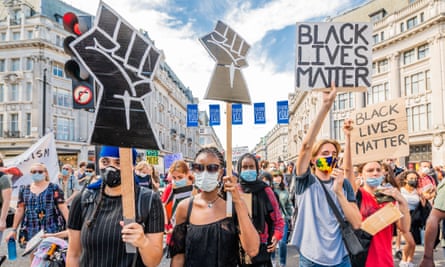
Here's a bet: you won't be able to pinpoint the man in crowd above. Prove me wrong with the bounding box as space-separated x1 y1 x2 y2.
59 164 80 206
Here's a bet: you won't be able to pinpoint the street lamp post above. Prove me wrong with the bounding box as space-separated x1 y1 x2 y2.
42 68 47 136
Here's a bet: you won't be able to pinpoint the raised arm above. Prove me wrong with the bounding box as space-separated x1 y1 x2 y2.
343 118 356 193
295 82 337 175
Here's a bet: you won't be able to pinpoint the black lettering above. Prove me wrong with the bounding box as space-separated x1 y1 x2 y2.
356 112 365 126
355 67 370 87
371 123 380 134
342 67 354 87
325 25 340 44
356 141 366 154
355 24 369 45
326 46 340 65
354 46 368 66
312 67 329 87
298 24 312 44
296 67 313 87
359 127 367 137
311 45 325 65
297 46 310 65
340 46 353 66
340 23 354 44
389 103 399 115
313 25 323 45
387 119 397 131
398 134 407 145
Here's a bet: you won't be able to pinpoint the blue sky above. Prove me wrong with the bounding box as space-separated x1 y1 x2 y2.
69 0 368 150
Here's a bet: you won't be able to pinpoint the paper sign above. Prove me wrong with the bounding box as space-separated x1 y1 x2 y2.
277 100 289 124
351 98 409 165
187 104 199 127
295 22 372 91
232 104 243 125
254 102 266 124
209 104 221 126
360 203 403 235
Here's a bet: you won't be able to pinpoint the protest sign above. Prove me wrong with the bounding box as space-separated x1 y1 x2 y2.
295 22 372 92
351 98 409 165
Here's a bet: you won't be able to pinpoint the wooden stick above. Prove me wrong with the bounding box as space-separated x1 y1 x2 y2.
119 147 136 253
226 102 233 217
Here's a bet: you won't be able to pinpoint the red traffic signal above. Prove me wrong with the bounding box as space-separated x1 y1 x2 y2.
63 12 81 36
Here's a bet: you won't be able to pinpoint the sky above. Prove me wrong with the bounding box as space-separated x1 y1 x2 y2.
66 0 367 150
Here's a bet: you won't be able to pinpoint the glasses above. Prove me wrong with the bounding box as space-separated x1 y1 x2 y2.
62 168 70 170
31 170 44 174
191 163 220 173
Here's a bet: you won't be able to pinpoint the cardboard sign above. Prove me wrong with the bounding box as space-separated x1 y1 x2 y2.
360 203 403 235
295 22 372 91
69 2 161 149
351 98 409 165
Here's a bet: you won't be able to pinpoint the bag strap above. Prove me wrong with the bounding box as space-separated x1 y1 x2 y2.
186 196 194 224
318 179 348 229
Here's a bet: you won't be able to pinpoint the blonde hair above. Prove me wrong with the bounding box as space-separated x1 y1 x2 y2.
311 139 341 158
135 161 160 184
168 160 189 175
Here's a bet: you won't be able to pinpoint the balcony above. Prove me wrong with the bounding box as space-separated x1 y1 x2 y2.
179 133 186 143
170 128 177 139
4 130 20 138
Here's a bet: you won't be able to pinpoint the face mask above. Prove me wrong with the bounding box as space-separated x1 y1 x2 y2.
366 176 384 187
101 166 121 188
195 171 219 192
389 162 395 169
240 170 257 182
273 182 280 187
279 166 286 172
136 173 150 180
315 156 337 173
407 180 418 188
174 177 187 188
85 171 93 177
32 173 45 182
61 169 69 176
422 167 430 174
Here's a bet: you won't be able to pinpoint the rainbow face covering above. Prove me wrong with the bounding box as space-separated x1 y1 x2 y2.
315 156 338 173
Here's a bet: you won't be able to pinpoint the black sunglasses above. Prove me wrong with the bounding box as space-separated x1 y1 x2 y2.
191 163 220 173
30 170 44 174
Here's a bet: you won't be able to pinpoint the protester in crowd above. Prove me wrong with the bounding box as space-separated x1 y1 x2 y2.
290 83 362 267
237 152 284 267
163 160 195 248
259 171 273 187
353 161 410 267
385 158 405 177
59 164 80 206
66 146 164 267
417 161 437 196
169 147 259 267
260 160 269 174
434 166 444 184
5 163 69 254
284 162 294 188
75 161 87 187
271 170 293 267
267 162 278 172
82 163 98 188
134 161 160 191
0 158 11 262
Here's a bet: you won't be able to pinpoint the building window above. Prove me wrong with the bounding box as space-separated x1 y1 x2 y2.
12 32 20 41
27 30 33 39
369 9 386 23
0 32 5 41
403 49 415 65
418 44 429 59
333 92 354 110
400 22 405 33
367 82 389 105
380 31 385 41
407 16 418 30
55 117 74 141
52 64 64 77
10 113 18 132
26 58 33 70
372 34 379 44
25 82 32 101
426 70 431 91
0 59 4 72
9 84 19 101
53 88 71 107
333 119 345 141
11 58 20 71
407 104 431 133
55 35 61 47
0 84 3 102
377 59 388 73
420 12 424 23
25 113 31 136
0 115 3 137
405 71 428 95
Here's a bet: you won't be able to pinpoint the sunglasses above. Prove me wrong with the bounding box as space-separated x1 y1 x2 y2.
62 168 70 170
31 170 44 174
191 163 220 173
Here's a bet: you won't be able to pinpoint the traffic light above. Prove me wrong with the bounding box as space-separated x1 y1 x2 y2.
63 12 95 109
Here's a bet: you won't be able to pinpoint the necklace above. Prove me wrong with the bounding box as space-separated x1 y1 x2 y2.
202 195 219 208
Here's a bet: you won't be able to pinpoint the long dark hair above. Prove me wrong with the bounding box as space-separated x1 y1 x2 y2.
236 153 259 176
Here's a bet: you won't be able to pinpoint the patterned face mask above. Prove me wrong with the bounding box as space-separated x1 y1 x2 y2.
314 156 338 174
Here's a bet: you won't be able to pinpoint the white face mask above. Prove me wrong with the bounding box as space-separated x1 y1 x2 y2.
422 167 430 174
194 171 219 192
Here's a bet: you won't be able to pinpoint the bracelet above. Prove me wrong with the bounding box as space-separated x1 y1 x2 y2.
423 254 434 260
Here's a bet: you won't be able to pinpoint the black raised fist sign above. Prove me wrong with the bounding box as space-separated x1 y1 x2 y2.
69 3 161 149
200 21 251 104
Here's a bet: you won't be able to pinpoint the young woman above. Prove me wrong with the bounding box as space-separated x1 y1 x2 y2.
169 147 259 267
134 161 160 191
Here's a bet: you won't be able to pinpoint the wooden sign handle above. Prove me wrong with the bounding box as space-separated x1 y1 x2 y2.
119 147 136 253
226 103 233 217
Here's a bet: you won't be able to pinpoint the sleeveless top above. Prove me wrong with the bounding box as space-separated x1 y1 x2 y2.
169 197 239 267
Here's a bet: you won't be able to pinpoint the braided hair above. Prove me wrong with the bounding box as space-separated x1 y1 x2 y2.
194 147 226 168
236 153 259 175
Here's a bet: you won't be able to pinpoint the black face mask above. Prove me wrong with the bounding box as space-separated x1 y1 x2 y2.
407 180 418 188
101 166 121 188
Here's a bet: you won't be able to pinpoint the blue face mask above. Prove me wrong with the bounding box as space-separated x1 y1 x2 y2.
240 170 257 182
366 176 384 187
174 177 187 188
32 173 45 182
85 171 93 177
61 169 69 176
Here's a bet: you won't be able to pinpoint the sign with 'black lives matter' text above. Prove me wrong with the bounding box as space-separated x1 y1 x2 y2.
295 22 372 91
351 98 409 165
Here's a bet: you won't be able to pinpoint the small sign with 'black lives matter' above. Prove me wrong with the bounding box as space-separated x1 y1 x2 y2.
295 22 372 92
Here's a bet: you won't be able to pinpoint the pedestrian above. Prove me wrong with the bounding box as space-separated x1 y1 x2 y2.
83 163 99 188
289 82 362 267
5 163 69 259
59 164 80 206
0 158 11 262
271 170 293 267
237 152 285 267
169 147 259 267
66 146 164 267
75 161 88 187
134 161 160 191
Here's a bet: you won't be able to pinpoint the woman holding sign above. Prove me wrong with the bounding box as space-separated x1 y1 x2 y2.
289 82 362 267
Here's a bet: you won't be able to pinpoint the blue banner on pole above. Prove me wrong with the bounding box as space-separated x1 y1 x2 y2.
254 102 266 124
232 104 243 125
187 104 198 127
277 100 289 124
209 104 220 126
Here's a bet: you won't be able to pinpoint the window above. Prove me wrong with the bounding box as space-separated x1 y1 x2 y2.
378 59 388 73
55 117 74 141
407 16 418 30
400 22 405 33
333 92 354 110
27 30 33 39
333 119 345 141
0 59 4 72
53 88 71 107
11 58 20 71
12 32 20 41
0 84 3 102
372 34 379 44
25 82 32 101
9 113 18 132
418 44 429 59
426 70 431 91
407 104 432 132
55 35 61 47
25 113 31 136
26 58 33 70
405 71 428 95
420 12 424 23
403 49 415 65
369 9 386 23
0 32 5 41
372 62 376 75
9 84 19 101
380 31 385 41
52 64 64 77
0 115 3 137
367 82 389 105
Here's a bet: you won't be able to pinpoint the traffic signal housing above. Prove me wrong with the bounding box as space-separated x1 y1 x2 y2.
63 12 95 109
